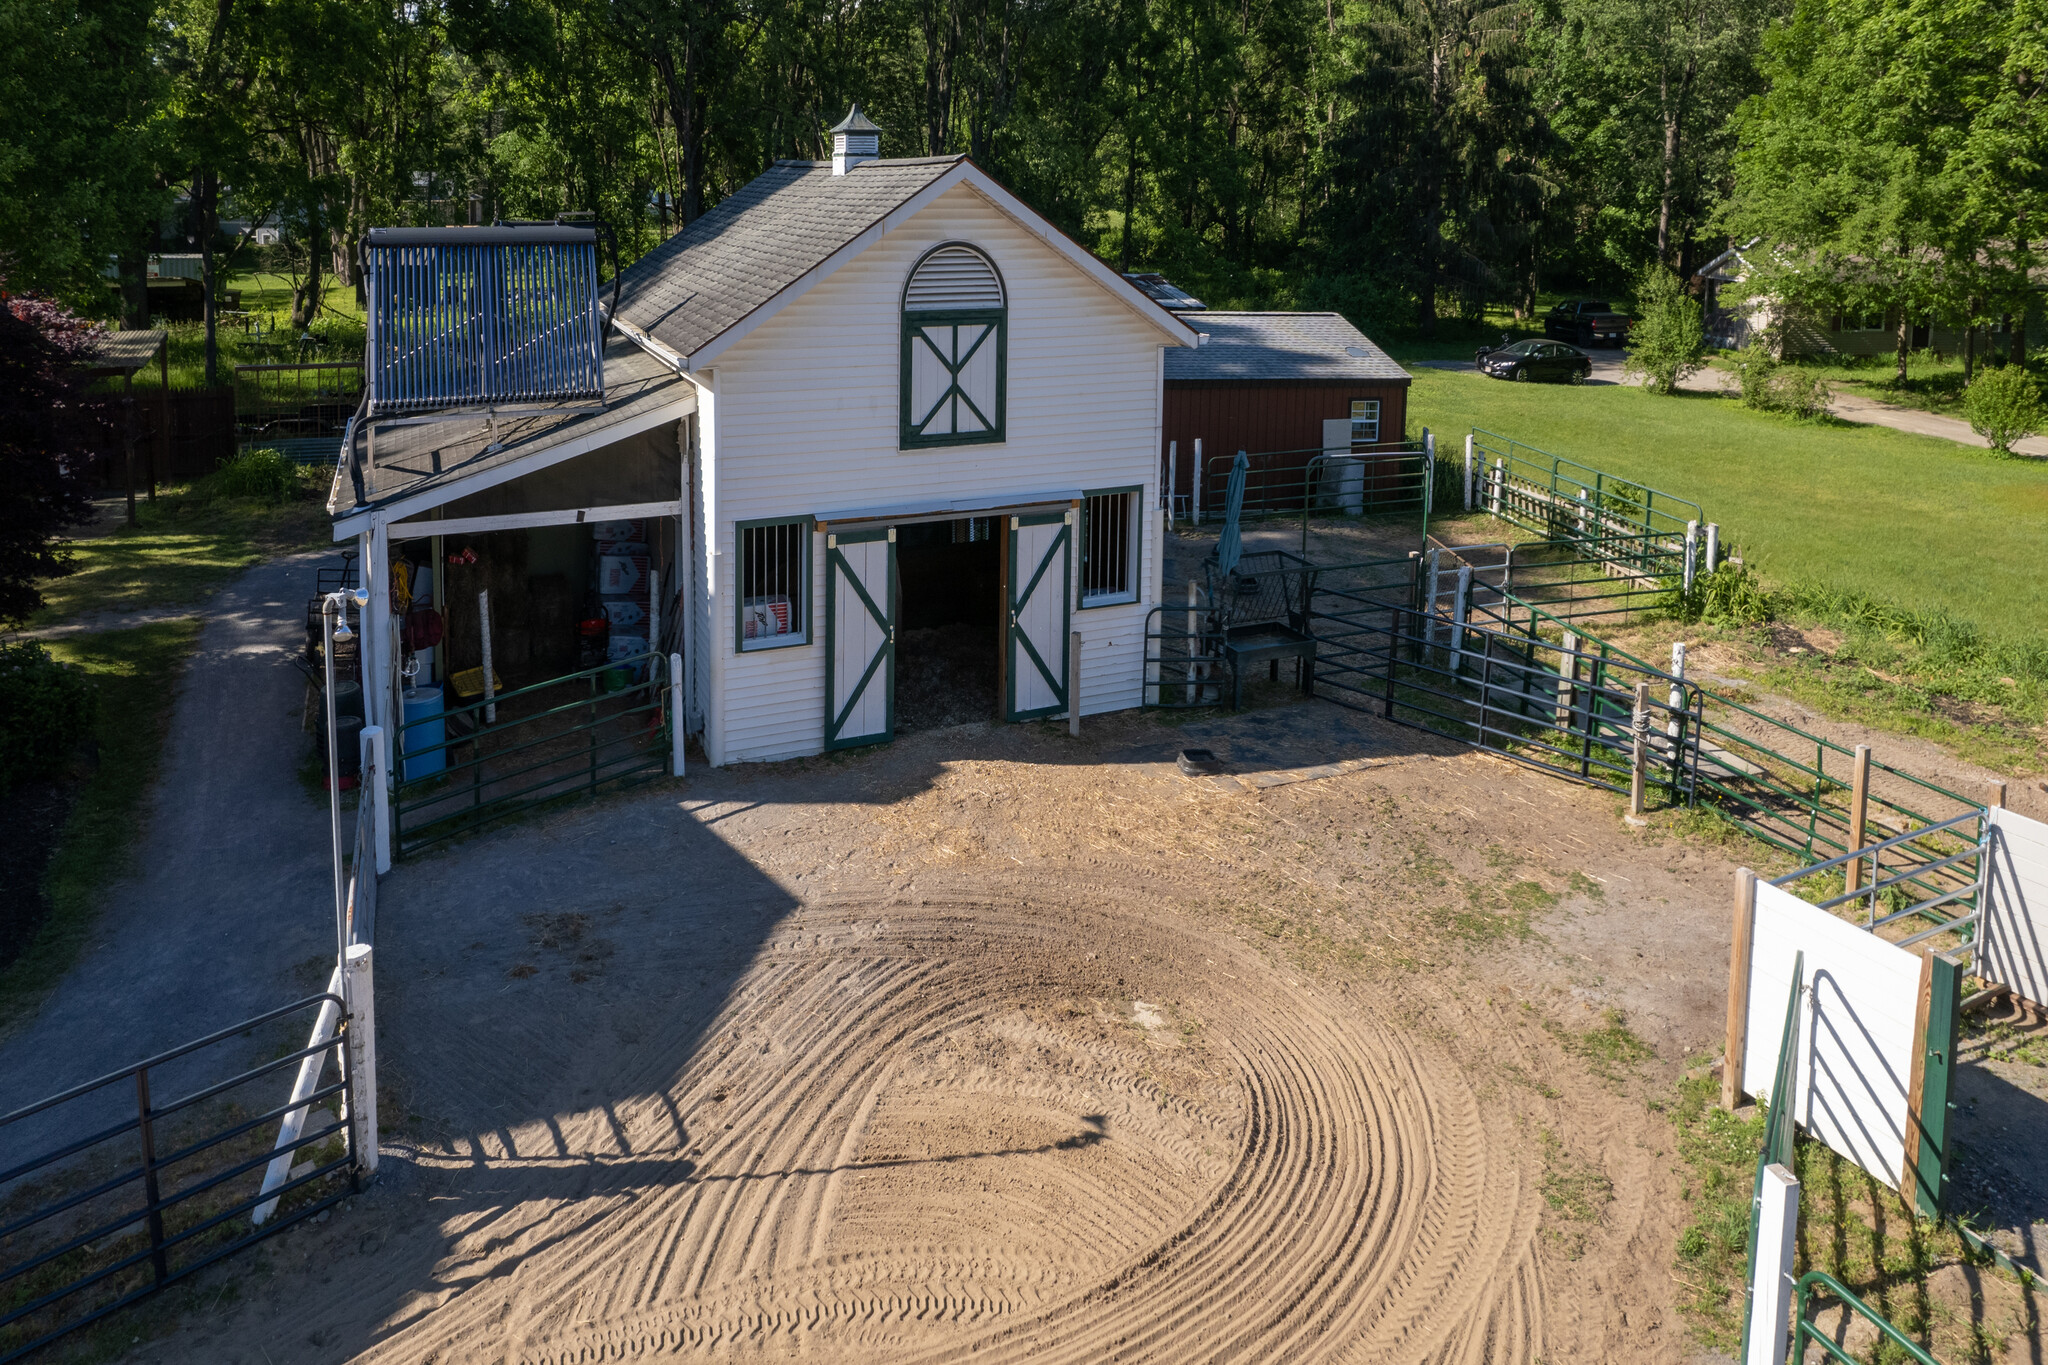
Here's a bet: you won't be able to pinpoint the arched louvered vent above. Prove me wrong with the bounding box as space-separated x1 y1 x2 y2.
903 245 1005 311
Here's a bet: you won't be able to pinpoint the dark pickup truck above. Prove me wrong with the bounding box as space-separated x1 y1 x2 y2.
1544 300 1631 347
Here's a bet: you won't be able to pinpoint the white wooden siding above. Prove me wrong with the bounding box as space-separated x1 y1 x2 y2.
707 183 1168 762
1985 806 2048 1011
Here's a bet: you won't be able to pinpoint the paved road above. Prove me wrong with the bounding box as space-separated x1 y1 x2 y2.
1415 355 2048 457
0 552 341 1139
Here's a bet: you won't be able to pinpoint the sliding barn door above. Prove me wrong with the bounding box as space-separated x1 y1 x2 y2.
1005 511 1071 722
825 528 894 750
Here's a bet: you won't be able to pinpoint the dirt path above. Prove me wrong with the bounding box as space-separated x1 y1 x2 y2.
0 552 337 1143
117 694 1767 1365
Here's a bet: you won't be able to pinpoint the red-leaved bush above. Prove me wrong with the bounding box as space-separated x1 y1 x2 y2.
0 279 101 623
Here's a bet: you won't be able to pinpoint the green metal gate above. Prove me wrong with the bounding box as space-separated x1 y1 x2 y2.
392 651 671 856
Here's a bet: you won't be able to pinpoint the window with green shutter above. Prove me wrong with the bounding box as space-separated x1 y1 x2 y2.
901 243 1006 448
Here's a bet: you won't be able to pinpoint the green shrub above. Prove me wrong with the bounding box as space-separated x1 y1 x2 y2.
0 640 98 795
1962 364 2045 456
204 447 303 502
1730 343 1832 418
1676 562 1775 626
1622 268 1707 395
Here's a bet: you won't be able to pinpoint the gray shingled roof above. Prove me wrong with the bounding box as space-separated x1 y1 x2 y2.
1166 312 1410 383
611 157 964 362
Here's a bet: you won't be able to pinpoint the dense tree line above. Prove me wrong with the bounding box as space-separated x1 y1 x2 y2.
1 0 2040 362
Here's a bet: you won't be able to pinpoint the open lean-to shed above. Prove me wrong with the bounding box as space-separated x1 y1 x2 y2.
330 109 1198 796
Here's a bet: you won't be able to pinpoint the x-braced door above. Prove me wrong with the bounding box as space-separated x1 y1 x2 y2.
825 527 895 749
1006 511 1071 721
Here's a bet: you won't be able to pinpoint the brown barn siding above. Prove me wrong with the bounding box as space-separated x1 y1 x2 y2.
1161 378 1410 507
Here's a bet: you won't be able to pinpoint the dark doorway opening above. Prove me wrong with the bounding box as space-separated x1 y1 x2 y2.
894 518 1001 732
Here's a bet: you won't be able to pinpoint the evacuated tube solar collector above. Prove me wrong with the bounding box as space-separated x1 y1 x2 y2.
362 225 605 415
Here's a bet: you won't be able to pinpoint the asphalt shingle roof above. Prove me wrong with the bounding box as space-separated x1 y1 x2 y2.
611 157 964 362
1165 312 1409 383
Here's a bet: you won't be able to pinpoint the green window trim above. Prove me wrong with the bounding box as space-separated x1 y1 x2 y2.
1078 484 1143 609
900 308 1007 449
733 516 813 653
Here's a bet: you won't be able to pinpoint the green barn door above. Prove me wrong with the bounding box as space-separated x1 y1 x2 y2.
825 527 895 749
1005 511 1071 722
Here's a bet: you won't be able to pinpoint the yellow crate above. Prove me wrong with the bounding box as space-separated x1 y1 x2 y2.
447 666 504 701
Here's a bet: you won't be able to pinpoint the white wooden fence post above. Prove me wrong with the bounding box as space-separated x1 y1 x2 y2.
1425 549 1443 650
1463 434 1475 511
1628 681 1651 823
1684 519 1701 594
1489 458 1504 516
343 943 378 1178
1069 631 1082 736
670 652 685 776
1555 631 1579 727
1668 642 1687 740
1167 440 1177 526
1704 522 1720 574
1745 1163 1801 1365
1450 566 1471 673
361 725 390 874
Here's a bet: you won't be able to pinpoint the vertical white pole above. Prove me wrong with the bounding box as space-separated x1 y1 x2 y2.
1192 438 1203 525
1463 434 1475 511
1745 1163 1800 1365
648 567 661 654
1167 440 1178 527
1704 522 1720 574
478 589 495 724
342 943 377 1178
1425 549 1443 649
1069 631 1082 736
362 725 390 874
1576 487 1589 538
670 652 685 775
1450 566 1471 672
1555 631 1579 727
1669 641 1687 740
1489 458 1504 516
1684 519 1701 594
1629 681 1651 821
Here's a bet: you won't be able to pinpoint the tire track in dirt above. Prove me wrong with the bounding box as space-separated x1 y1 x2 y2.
363 893 1545 1364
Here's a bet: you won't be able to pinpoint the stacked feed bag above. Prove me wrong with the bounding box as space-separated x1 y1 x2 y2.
592 520 651 671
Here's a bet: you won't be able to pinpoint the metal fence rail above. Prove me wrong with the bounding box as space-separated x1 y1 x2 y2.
1427 536 1686 631
393 650 670 856
233 362 363 465
0 996 359 1362
1467 428 1702 559
1310 589 1702 799
1186 443 1437 537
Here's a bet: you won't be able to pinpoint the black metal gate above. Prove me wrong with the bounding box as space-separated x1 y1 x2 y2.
0 995 358 1362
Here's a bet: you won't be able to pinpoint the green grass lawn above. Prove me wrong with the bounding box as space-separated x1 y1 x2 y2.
31 472 329 627
1703 348 2045 421
0 620 203 1035
1406 367 2048 643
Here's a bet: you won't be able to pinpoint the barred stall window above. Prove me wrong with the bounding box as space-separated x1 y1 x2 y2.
1349 399 1380 444
736 518 810 650
1080 489 1137 607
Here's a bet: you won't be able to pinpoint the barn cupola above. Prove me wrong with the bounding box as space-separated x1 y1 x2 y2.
830 104 883 175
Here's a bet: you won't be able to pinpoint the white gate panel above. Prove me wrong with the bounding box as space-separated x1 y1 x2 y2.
1743 881 1922 1184
1007 513 1070 720
825 530 893 749
1985 806 2048 1011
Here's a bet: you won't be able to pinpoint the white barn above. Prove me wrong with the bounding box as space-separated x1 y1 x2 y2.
332 108 1197 791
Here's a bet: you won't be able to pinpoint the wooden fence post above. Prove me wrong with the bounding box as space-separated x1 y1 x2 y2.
343 943 378 1178
1628 681 1651 821
1723 867 1759 1109
1845 744 1872 894
1068 631 1082 737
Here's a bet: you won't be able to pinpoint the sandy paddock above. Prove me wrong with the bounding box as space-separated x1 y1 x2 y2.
122 691 1767 1365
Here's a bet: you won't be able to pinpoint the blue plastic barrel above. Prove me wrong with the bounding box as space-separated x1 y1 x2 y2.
401 685 446 780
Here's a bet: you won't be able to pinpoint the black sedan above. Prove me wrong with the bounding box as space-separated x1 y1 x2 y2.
1473 339 1592 384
